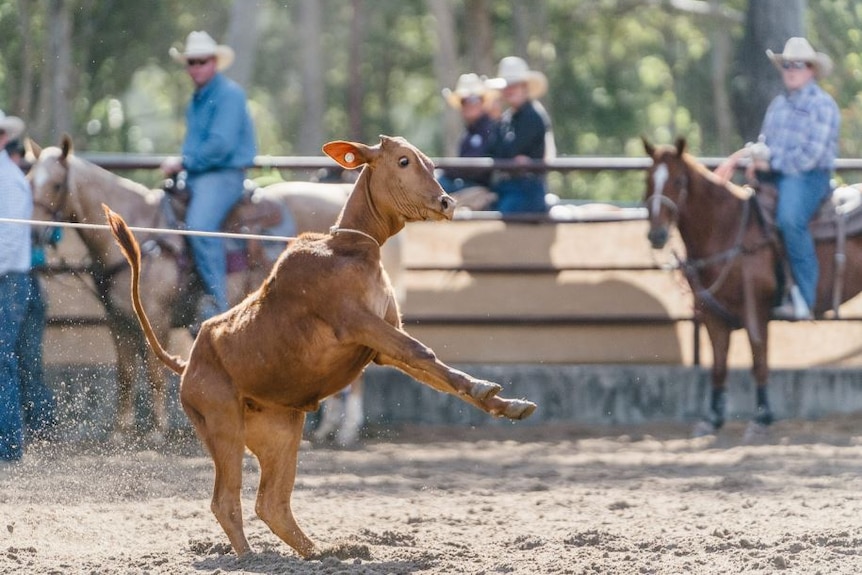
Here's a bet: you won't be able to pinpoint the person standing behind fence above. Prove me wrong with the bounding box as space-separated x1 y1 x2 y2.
437 73 497 194
0 111 36 461
161 31 257 328
5 138 58 444
485 56 554 214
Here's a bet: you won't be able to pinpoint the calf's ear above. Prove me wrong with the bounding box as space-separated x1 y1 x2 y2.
322 140 378 170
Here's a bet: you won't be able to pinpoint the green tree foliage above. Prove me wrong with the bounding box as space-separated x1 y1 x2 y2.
2 1 860 201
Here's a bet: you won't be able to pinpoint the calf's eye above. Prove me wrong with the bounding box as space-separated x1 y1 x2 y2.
398 156 409 167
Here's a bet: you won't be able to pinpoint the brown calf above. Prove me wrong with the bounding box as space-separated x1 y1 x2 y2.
103 135 536 558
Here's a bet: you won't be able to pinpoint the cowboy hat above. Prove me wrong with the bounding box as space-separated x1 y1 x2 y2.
0 110 25 140
442 73 491 109
169 31 235 72
486 56 548 99
766 37 833 78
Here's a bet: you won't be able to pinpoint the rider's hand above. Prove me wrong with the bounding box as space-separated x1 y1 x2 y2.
160 156 183 176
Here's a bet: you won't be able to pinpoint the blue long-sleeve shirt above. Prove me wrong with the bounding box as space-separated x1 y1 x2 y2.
760 80 840 175
181 73 257 174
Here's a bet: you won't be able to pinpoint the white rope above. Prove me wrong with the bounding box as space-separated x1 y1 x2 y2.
0 217 295 243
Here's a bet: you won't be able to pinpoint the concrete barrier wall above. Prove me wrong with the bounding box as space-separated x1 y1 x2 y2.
45 363 862 442
43 217 862 368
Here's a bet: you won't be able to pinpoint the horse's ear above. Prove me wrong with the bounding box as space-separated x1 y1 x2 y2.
25 138 41 161
674 137 687 156
60 133 73 161
641 135 655 158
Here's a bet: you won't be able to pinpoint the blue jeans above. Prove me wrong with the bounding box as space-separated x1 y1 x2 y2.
18 273 56 440
775 170 831 309
492 176 548 214
186 169 245 317
0 272 30 461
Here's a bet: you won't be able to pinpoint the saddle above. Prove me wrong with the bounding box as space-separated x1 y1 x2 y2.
755 181 862 315
161 176 288 327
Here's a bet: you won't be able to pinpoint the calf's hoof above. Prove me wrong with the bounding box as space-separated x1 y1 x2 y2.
501 399 537 420
469 380 502 400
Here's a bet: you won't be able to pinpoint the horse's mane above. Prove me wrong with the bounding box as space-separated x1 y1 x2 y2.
69 153 159 201
681 151 752 201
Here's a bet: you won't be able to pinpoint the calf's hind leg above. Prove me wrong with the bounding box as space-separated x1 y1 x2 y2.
244 405 316 558
180 358 250 554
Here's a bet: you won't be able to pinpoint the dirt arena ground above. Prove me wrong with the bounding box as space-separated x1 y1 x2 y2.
2 416 862 574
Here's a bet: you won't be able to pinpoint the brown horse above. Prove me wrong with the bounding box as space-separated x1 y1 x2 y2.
27 135 400 445
642 137 862 437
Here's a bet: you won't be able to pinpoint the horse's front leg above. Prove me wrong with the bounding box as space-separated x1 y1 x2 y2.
695 317 731 437
744 315 773 442
144 345 171 445
109 323 139 443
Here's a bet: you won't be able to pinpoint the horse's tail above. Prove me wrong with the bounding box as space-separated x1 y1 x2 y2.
102 204 187 375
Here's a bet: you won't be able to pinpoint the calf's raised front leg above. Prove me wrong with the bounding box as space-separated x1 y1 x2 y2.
344 313 537 420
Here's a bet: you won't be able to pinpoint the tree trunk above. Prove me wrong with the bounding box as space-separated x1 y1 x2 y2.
297 0 325 154
348 0 366 142
731 0 806 143
37 0 73 143
427 0 460 155
466 0 494 76
16 0 34 120
224 0 263 90
709 0 734 152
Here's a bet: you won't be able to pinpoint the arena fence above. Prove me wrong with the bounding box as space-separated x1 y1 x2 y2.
41 154 862 367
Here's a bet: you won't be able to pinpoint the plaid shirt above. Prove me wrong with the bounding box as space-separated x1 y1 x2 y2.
760 80 840 175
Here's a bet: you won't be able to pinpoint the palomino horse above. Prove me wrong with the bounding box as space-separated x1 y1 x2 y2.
643 137 862 437
28 135 399 445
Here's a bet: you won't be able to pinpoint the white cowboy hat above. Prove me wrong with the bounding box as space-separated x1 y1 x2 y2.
766 37 833 78
169 31 235 72
486 56 548 99
442 73 492 109
0 110 25 140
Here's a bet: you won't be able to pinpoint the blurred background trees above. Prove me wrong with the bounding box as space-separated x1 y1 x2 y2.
1 0 860 201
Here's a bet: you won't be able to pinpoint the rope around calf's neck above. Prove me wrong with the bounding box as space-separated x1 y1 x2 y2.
329 226 380 247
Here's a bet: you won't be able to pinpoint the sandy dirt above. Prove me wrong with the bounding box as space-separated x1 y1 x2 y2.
2 416 862 574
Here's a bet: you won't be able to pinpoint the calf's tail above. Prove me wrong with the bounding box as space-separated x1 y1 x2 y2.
103 204 187 375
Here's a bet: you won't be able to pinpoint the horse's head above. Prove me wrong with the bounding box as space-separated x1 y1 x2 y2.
642 136 689 249
28 134 74 222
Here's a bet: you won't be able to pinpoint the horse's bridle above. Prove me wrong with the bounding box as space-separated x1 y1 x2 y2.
32 159 73 223
646 162 688 224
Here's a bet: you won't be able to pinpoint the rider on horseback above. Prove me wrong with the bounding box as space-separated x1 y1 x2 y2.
716 37 840 321
161 31 257 330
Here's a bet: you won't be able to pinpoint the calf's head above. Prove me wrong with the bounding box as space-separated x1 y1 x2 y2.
323 136 455 233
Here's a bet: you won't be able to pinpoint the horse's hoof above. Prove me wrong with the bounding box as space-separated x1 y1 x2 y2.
743 421 770 444
692 420 717 438
469 380 502 400
145 429 167 446
109 429 130 446
502 399 537 420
